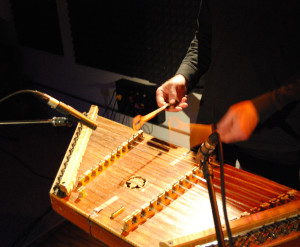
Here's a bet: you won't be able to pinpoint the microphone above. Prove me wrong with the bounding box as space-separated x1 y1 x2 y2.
35 91 98 130
196 132 219 164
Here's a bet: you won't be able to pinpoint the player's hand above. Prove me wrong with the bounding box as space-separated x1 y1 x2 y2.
156 74 188 112
216 100 259 143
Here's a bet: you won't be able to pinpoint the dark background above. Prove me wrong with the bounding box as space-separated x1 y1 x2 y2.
0 1 199 246
10 0 199 85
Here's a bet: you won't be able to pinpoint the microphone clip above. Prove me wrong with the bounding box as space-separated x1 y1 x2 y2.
195 132 219 164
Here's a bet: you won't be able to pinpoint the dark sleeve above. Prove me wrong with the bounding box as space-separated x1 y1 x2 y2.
252 75 300 122
176 0 211 92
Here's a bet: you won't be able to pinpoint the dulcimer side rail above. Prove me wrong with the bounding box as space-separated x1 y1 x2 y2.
160 200 300 247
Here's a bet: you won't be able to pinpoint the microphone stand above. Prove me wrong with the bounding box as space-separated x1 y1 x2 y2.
0 117 73 127
201 155 225 246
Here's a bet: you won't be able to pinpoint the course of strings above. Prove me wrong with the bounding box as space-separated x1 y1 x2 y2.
51 106 299 247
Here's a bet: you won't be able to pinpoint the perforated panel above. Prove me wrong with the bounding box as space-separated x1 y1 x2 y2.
67 0 199 83
11 0 63 55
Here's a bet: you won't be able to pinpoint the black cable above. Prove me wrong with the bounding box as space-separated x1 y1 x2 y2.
1 89 118 122
121 101 131 125
142 122 153 135
0 89 40 104
217 134 233 247
142 123 151 134
102 89 116 118
10 206 53 247
121 111 126 124
28 81 116 111
110 98 118 121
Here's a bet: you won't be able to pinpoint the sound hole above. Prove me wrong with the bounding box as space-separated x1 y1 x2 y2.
125 176 146 189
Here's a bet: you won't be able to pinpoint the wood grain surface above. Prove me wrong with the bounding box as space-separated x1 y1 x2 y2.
50 106 300 247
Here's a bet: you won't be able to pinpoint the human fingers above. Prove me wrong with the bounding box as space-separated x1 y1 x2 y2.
156 78 179 107
216 111 236 143
156 86 168 107
166 95 189 112
173 96 189 111
217 101 259 143
156 74 187 111
156 85 181 112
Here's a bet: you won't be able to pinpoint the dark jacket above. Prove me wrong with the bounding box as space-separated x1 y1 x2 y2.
177 0 300 161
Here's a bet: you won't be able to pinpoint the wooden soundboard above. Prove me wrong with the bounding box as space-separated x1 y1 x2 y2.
50 106 300 247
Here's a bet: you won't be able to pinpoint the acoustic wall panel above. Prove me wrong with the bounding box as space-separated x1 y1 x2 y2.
67 0 199 84
11 0 63 55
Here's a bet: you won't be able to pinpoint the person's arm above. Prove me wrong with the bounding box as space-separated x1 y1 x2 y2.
176 0 211 93
252 76 300 123
217 75 300 143
156 0 212 112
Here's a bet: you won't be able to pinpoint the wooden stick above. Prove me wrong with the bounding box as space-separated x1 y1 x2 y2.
133 103 169 130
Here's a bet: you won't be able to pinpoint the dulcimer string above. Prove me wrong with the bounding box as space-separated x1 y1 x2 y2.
81 117 290 213
126 135 290 204
91 123 198 169
82 125 219 213
93 116 213 167
91 125 260 210
213 169 281 199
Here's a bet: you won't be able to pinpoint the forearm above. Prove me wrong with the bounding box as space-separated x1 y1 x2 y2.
252 75 300 122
